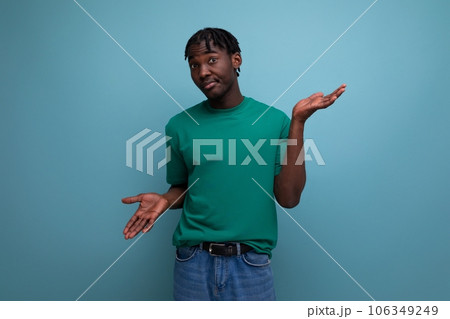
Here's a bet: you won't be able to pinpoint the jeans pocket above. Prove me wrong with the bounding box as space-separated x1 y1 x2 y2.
175 246 198 262
242 251 271 267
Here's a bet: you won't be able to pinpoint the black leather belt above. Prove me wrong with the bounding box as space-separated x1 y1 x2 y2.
201 242 253 256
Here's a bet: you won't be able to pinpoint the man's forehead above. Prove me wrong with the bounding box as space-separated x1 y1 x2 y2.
187 41 226 60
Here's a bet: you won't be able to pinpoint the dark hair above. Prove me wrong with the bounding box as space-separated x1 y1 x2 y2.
184 27 241 76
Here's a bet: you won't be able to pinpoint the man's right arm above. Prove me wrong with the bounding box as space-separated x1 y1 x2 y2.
122 183 187 239
162 184 188 209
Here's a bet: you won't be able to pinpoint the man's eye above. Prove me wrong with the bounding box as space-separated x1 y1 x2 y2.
209 58 217 63
190 64 198 69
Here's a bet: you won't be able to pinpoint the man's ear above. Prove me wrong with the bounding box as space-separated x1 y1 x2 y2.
231 52 242 70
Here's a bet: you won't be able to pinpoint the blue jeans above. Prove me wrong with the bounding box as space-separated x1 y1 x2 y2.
173 244 276 301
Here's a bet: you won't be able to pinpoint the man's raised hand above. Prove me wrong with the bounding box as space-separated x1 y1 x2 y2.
292 84 346 124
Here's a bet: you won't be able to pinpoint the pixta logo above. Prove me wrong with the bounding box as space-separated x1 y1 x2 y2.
126 129 326 176
126 128 171 176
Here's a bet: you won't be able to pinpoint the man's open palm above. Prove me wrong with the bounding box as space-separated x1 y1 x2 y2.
292 84 346 123
122 193 169 239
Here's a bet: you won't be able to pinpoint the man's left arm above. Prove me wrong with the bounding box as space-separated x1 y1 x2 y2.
274 84 346 208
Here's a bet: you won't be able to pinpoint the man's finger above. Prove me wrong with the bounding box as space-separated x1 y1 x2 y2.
324 86 345 102
312 95 336 109
143 219 156 233
331 84 346 96
137 218 148 229
123 215 138 234
125 230 138 240
334 88 346 98
124 216 137 229
128 219 143 234
121 194 142 204
309 92 324 100
126 228 140 239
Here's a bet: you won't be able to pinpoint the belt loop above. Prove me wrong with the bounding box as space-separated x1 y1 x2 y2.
236 243 241 256
199 242 204 251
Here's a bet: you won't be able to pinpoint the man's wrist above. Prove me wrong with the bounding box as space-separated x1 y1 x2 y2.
162 185 186 209
160 194 171 209
290 117 306 132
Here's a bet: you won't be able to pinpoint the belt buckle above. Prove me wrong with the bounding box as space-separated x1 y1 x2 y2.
208 243 226 256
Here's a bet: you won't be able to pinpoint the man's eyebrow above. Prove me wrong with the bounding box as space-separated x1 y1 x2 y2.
188 49 219 61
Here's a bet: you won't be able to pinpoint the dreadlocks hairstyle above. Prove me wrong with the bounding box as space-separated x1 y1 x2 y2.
184 27 242 76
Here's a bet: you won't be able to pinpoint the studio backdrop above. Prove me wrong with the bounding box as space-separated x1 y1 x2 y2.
1 0 449 300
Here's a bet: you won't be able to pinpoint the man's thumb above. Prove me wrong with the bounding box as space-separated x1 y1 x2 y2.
121 195 141 204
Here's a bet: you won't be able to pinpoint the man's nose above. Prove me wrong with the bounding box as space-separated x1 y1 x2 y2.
199 64 211 79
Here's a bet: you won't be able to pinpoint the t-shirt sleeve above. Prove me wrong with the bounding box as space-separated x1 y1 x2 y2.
274 113 291 176
165 120 188 185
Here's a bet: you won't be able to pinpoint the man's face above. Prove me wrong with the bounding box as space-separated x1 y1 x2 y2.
187 41 242 100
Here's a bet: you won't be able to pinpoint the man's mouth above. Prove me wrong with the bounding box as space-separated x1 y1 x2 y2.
202 80 217 90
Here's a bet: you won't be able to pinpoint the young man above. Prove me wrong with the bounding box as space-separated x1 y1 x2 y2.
122 28 346 300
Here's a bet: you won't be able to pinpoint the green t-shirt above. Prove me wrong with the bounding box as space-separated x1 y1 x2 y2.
165 97 290 256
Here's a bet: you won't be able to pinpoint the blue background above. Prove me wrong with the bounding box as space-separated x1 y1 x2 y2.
1 0 449 301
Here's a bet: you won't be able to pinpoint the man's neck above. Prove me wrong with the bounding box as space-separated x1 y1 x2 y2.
208 86 244 109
